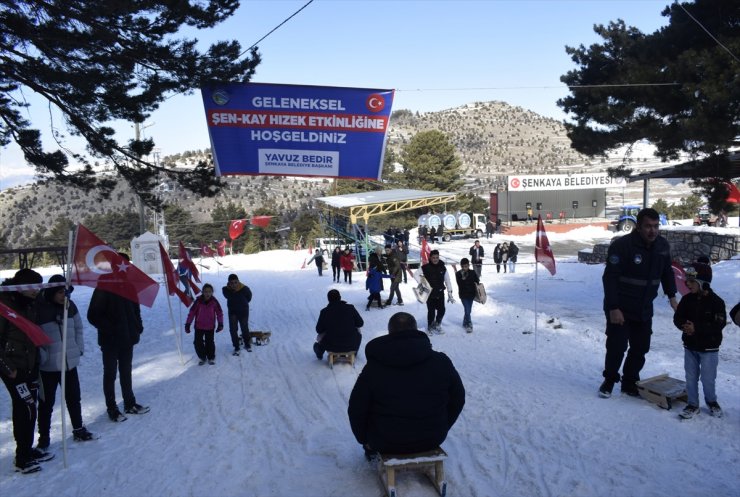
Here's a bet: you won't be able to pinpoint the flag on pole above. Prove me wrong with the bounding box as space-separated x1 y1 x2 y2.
178 241 201 283
535 215 557 276
250 215 273 228
160 243 193 307
72 224 159 307
0 301 51 346
672 261 689 296
216 239 227 257
229 219 247 240
200 243 216 258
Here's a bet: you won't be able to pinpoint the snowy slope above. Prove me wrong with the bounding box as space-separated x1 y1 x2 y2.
1 228 738 497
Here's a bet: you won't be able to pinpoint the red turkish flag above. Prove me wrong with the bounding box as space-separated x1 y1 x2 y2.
216 239 227 257
672 262 689 296
0 301 51 346
724 182 740 203
178 241 200 283
229 219 247 240
200 243 216 258
535 215 557 275
250 215 273 228
72 225 159 307
159 243 193 307
420 237 431 265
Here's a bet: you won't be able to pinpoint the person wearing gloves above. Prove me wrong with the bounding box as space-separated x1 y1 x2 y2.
0 269 56 474
419 249 455 334
222 274 252 355
185 284 224 365
36 274 95 451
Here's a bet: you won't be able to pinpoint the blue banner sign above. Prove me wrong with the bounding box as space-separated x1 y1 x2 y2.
201 83 395 179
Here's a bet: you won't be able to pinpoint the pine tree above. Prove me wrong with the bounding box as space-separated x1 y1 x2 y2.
0 1 260 208
400 130 464 192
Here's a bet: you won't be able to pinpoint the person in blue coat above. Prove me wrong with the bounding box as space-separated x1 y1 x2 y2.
365 263 391 310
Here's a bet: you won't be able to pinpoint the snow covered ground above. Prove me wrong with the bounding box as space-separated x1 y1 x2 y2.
1 226 738 497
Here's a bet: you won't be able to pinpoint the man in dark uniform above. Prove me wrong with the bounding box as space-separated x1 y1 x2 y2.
599 208 677 398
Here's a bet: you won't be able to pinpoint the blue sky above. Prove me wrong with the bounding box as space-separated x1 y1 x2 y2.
0 0 672 188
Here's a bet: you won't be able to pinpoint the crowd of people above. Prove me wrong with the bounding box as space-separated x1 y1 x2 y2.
1 210 737 475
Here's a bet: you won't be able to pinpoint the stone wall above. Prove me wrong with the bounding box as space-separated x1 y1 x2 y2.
578 228 740 264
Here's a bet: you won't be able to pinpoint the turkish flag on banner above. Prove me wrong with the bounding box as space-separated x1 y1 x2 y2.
216 239 227 257
178 241 201 283
72 225 159 307
0 301 52 346
229 219 247 240
672 262 689 296
250 215 273 228
160 243 193 307
200 243 216 257
535 215 557 276
420 237 431 265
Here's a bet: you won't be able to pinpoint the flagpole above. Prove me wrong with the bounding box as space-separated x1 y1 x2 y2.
59 227 76 468
534 261 538 351
161 251 184 365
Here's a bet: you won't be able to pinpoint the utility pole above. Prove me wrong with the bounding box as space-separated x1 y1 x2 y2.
133 121 154 234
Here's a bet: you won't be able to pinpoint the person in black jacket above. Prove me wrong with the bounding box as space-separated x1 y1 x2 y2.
469 239 485 277
313 290 364 359
455 258 480 332
331 247 342 283
673 263 726 419
419 250 454 333
348 312 465 457
493 243 504 273
222 273 253 355
87 254 149 422
0 269 54 473
599 209 678 398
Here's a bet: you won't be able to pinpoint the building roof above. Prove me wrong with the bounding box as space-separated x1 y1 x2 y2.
316 189 454 208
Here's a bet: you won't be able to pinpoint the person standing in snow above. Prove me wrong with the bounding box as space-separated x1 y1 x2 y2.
0 269 54 473
599 208 677 399
185 284 224 365
36 275 95 450
306 249 325 277
469 239 485 278
348 312 465 459
87 253 150 422
331 246 342 283
222 274 252 355
672 263 726 419
455 258 480 333
384 245 403 306
419 249 454 333
493 243 504 273
507 241 519 273
340 248 355 284
366 262 391 310
313 289 364 360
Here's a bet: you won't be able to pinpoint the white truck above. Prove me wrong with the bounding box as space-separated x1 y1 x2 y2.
419 212 488 241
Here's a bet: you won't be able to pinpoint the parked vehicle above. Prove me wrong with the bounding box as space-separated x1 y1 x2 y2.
693 207 719 226
419 212 487 241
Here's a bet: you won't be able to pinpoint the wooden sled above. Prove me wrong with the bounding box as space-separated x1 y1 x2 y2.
327 351 355 369
248 331 271 346
413 277 432 304
636 373 688 410
378 447 448 497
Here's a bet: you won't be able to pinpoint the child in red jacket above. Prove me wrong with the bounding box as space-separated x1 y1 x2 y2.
185 284 224 365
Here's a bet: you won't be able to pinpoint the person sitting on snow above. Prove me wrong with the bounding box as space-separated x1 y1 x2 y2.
348 312 465 459
313 290 364 360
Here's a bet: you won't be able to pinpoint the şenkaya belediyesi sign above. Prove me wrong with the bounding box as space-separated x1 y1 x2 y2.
201 83 394 180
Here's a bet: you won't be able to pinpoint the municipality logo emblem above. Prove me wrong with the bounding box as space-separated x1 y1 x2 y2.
634 254 643 264
212 90 230 106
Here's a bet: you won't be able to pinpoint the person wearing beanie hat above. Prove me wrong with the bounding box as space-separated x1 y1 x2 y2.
0 268 53 473
36 275 95 449
673 263 727 419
